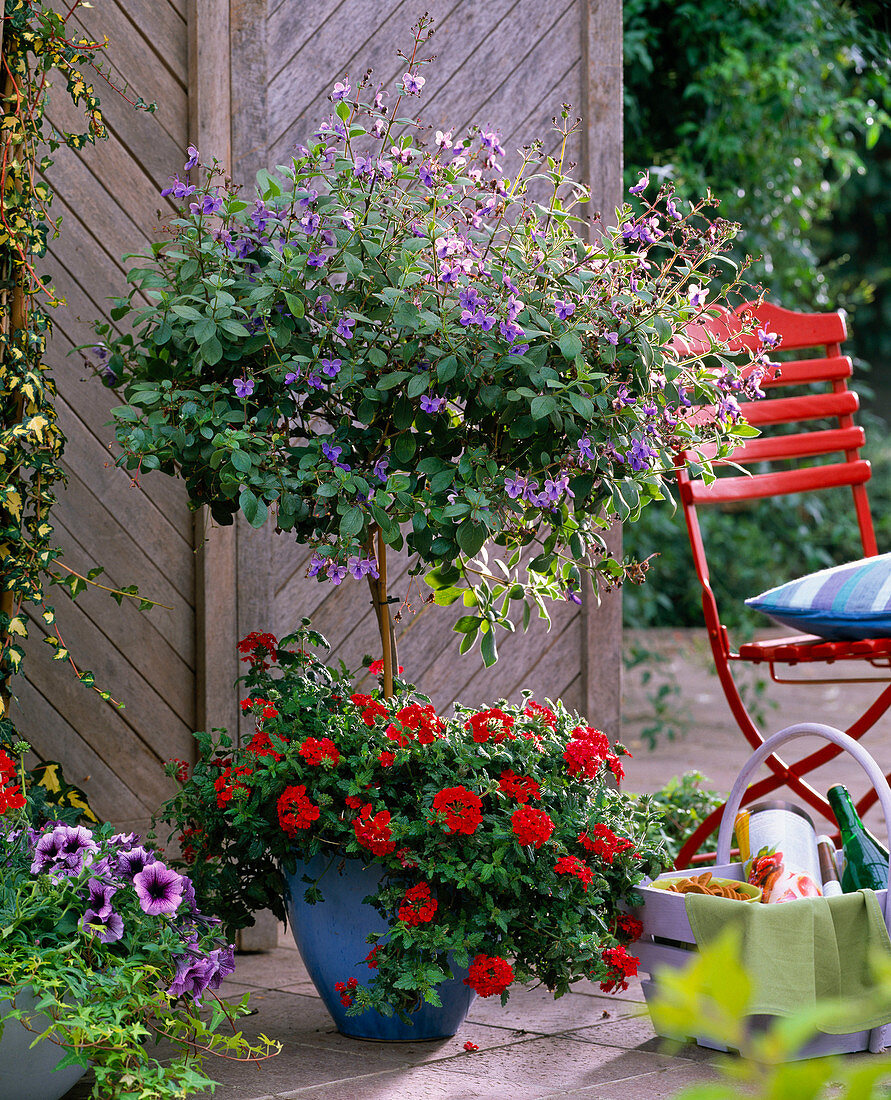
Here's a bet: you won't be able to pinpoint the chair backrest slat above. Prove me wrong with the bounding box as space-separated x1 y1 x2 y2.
761 355 853 387
681 459 872 506
728 426 865 465
738 390 859 426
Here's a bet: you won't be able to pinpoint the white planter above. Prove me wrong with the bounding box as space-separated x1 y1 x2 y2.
0 988 88 1100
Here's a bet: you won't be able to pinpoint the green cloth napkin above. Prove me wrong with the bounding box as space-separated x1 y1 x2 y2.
685 890 891 1034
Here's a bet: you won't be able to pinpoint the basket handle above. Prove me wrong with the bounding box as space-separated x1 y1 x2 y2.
716 722 891 920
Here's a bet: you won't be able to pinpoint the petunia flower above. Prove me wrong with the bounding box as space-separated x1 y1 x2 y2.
134 862 185 916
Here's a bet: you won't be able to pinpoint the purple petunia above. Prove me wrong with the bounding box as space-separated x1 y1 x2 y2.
81 907 124 944
116 845 157 880
85 878 117 919
31 825 99 878
134 862 185 916
234 378 255 399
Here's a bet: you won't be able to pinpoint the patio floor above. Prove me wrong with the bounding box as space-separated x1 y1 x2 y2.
164 932 720 1100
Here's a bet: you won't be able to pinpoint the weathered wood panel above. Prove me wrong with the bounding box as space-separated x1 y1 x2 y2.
265 0 622 722
13 2 196 835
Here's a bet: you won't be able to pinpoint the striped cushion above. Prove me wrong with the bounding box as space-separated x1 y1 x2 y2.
745 554 891 640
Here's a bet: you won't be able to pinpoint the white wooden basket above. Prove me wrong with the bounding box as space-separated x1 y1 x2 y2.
632 722 891 1057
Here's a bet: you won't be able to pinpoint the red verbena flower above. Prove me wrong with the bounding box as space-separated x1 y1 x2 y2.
344 795 364 809
351 694 390 726
364 945 381 969
0 783 26 814
298 736 340 767
397 882 438 926
353 804 396 855
498 768 541 803
563 725 610 779
237 631 278 668
553 854 594 890
465 707 515 744
368 658 404 677
378 751 396 768
511 805 554 848
578 823 637 863
615 913 643 943
277 784 320 835
431 786 483 835
523 701 557 728
213 765 253 808
599 945 639 993
395 703 444 744
178 825 203 864
245 730 287 760
464 954 514 997
606 753 625 784
464 1041 479 1051
240 697 279 721
0 751 16 781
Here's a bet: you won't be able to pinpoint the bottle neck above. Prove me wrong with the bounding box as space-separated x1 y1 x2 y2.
828 785 864 839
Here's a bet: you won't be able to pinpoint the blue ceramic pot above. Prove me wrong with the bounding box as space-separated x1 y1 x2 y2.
283 853 475 1040
0 989 88 1100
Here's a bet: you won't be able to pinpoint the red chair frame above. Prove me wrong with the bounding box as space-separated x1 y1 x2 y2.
672 300 891 867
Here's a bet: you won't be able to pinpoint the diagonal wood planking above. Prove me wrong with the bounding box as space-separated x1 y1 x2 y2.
266 1 609 721
14 2 196 834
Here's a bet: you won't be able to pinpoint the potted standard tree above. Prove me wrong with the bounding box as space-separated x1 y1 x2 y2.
98 19 772 1039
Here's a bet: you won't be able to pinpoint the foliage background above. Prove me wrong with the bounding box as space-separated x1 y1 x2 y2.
622 0 891 632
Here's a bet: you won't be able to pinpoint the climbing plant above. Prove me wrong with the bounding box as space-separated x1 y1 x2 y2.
0 0 154 739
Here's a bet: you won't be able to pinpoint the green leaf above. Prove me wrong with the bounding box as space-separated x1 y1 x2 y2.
339 506 365 537
480 627 498 666
457 520 488 557
171 304 203 321
239 489 267 528
230 449 252 473
284 292 305 319
559 331 583 361
202 336 223 365
335 100 351 122
568 391 595 418
530 395 557 420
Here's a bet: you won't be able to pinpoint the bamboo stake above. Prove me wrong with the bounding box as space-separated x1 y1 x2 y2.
365 525 396 699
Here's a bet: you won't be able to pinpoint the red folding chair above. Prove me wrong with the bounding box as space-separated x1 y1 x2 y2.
672 299 891 867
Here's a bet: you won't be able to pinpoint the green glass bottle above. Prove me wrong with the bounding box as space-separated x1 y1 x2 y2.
827 785 890 893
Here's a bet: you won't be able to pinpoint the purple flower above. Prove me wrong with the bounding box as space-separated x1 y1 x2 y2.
626 439 658 472
315 294 331 314
688 284 707 310
577 437 595 463
332 80 351 102
504 474 529 500
418 162 436 188
160 175 196 199
307 373 324 389
319 357 342 378
184 145 200 170
666 193 682 220
168 953 214 1000
629 171 649 195
401 71 426 95
419 394 446 414
336 317 355 340
300 212 321 234
341 211 356 232
307 251 327 268
322 441 343 463
554 298 576 321
85 878 117 919
757 326 780 348
347 556 379 580
308 552 326 578
353 155 374 177
544 474 574 502
565 585 583 606
134 862 185 916
81 908 124 944
190 192 223 217
372 455 389 482
510 344 529 357
284 370 300 385
326 562 348 585
604 332 619 346
31 825 99 877
234 378 255 398
377 158 394 179
614 384 636 408
116 845 157 880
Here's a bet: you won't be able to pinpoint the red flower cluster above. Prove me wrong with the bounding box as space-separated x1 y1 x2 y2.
498 768 541 804
368 659 404 677
213 765 253 808
605 751 626 784
298 737 340 767
240 697 279 722
335 976 358 1006
344 795 364 809
397 882 438 926
245 730 287 760
577 823 637 864
386 703 444 746
0 751 24 815
563 725 610 779
178 824 203 864
615 913 643 944
465 707 514 744
364 945 381 969
350 693 389 727
353 804 396 855
431 786 483 835
378 751 395 768
237 630 278 669
463 1041 479 1052
599 944 639 993
553 854 594 890
464 954 514 998
277 784 320 835
511 805 554 848
523 701 557 729
168 757 190 783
